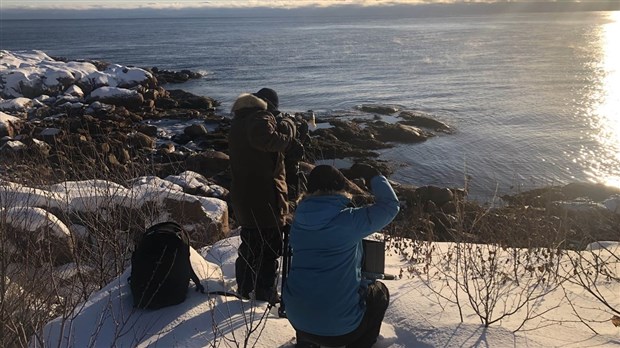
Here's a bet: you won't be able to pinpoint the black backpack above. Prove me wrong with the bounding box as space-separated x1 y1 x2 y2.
130 221 205 309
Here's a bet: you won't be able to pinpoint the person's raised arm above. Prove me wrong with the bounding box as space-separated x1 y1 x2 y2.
247 112 294 153
343 164 400 238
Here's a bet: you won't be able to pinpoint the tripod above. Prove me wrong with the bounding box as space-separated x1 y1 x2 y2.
279 162 306 318
278 225 292 318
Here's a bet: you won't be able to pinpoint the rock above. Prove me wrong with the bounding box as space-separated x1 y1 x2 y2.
164 171 229 199
561 182 620 201
185 151 230 178
143 89 160 101
87 87 145 110
136 124 158 137
358 104 400 115
318 120 389 150
399 111 452 133
603 195 620 213
184 124 208 138
0 111 21 137
370 122 433 143
128 132 156 150
0 140 27 154
2 206 74 266
0 97 33 112
155 97 178 109
157 142 175 154
64 85 84 98
38 127 63 143
151 68 203 84
159 196 229 246
414 185 454 208
167 89 216 110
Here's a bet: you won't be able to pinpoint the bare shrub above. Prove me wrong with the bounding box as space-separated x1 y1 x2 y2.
391 193 568 331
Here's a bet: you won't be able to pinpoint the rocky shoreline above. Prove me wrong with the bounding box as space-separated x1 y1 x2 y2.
1 51 619 251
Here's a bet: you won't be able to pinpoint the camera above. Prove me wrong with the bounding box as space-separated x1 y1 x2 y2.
362 239 396 280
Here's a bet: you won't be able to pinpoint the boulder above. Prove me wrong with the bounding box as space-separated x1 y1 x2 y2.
0 111 20 137
1 206 74 266
164 171 229 199
399 111 452 133
128 132 156 150
0 97 33 112
0 140 27 154
162 196 229 246
561 182 620 201
167 89 216 110
358 104 400 115
185 150 230 178
136 124 158 137
414 186 454 208
370 122 433 143
184 124 209 138
88 87 145 110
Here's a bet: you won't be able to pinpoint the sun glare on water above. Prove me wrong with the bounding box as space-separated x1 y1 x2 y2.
588 12 620 188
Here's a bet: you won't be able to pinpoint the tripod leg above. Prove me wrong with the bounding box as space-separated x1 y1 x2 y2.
279 225 291 318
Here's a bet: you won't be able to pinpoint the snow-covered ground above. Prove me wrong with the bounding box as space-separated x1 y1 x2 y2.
32 231 620 347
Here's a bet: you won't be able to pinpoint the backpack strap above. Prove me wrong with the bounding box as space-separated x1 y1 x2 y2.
190 264 205 293
205 290 244 299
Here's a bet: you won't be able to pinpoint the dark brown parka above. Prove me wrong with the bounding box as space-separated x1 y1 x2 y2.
228 93 296 228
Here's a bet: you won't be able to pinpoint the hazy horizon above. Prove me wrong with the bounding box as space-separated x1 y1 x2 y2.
1 1 619 20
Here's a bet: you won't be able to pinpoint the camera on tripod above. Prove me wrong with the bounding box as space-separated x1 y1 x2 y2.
361 239 397 280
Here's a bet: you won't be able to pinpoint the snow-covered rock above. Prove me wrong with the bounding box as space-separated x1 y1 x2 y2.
0 111 20 137
0 50 153 103
2 206 74 265
1 178 229 248
88 86 144 109
164 170 229 198
0 97 32 111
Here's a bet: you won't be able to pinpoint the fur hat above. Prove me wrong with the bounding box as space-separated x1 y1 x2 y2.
253 88 279 111
307 165 347 193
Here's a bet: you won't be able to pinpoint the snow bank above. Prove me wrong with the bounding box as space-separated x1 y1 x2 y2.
32 234 620 348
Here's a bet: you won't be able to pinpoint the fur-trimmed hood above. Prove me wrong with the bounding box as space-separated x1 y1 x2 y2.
230 93 268 114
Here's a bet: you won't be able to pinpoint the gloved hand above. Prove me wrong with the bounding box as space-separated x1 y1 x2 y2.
277 115 297 139
351 163 382 187
286 138 304 162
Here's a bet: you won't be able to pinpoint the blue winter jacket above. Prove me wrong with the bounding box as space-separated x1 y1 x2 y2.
283 175 400 336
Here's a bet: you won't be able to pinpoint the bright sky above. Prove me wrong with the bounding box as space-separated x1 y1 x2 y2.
0 0 603 10
2 0 410 10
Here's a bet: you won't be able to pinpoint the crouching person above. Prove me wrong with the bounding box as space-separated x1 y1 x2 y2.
283 164 400 348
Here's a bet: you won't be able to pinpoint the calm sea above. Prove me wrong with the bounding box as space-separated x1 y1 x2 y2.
1 11 619 200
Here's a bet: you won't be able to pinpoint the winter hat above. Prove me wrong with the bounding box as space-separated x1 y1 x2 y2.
307 165 347 193
253 88 279 111
253 88 279 110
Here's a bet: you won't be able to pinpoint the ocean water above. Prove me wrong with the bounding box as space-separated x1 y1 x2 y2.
1 11 619 200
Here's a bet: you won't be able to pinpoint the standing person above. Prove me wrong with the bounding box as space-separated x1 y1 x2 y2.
228 88 296 303
283 164 400 348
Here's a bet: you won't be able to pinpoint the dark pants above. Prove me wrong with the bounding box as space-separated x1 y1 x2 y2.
296 281 390 348
235 226 283 301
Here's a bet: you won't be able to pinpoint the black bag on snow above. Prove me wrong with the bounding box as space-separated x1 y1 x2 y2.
130 221 204 309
